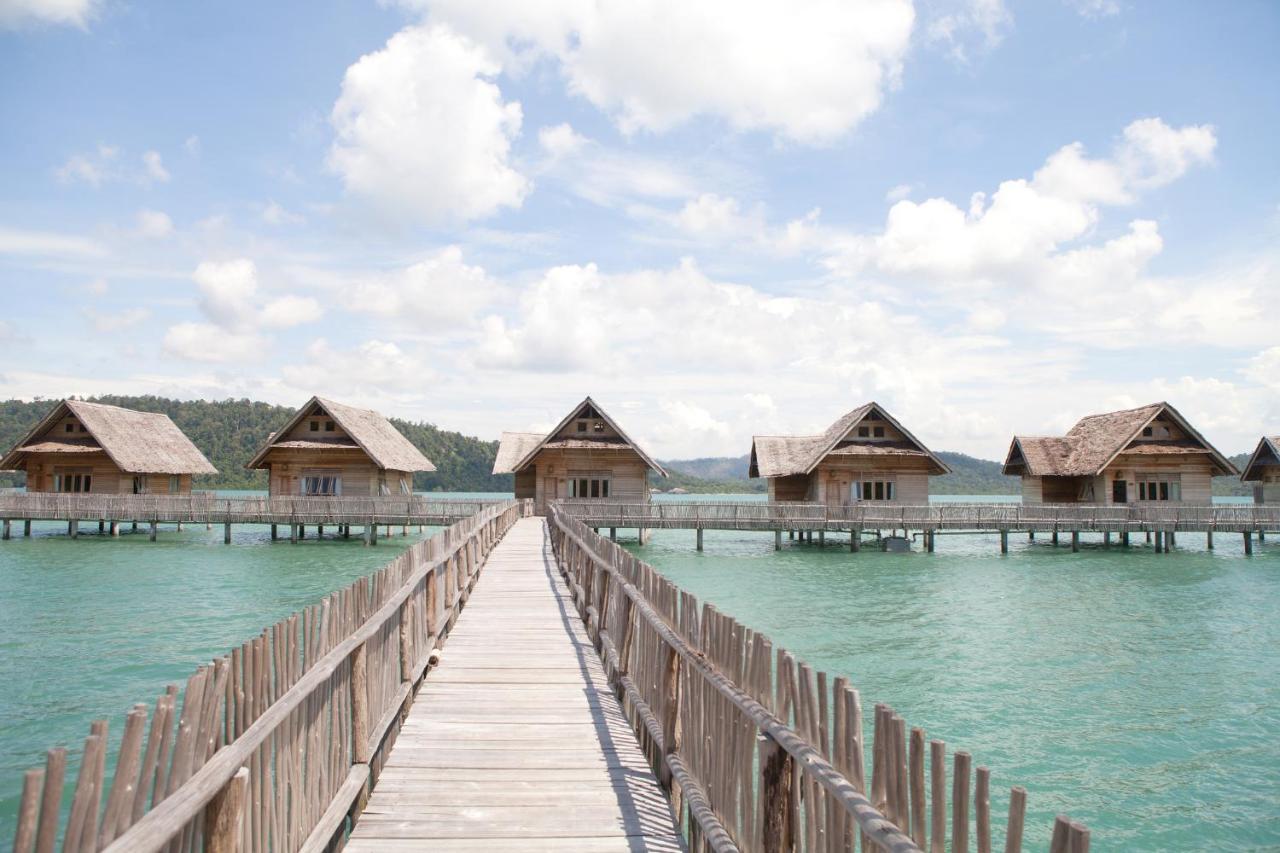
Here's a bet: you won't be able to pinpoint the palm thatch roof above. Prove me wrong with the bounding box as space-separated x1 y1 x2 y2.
0 400 217 475
491 397 667 476
1002 402 1237 477
749 402 949 478
246 396 435 472
1241 435 1280 482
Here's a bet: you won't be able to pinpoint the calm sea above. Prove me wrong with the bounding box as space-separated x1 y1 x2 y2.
0 492 1276 850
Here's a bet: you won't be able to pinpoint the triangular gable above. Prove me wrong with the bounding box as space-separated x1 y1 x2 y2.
1001 438 1028 476
1241 436 1280 482
246 396 434 472
1098 402 1237 477
803 402 950 475
0 400 96 471
510 396 668 477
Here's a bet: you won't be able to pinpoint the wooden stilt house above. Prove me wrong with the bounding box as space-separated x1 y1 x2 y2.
247 397 435 496
1001 402 1237 504
0 399 216 493
748 402 949 504
492 397 667 515
1241 436 1280 504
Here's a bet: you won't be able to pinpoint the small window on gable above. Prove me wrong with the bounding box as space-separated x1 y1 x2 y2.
1142 426 1153 437
325 420 335 432
873 426 885 438
857 426 870 438
593 422 605 433
310 420 319 431
577 421 587 432
79 424 86 433
65 423 74 433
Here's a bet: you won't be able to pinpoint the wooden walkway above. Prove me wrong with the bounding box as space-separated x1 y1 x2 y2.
346 516 685 852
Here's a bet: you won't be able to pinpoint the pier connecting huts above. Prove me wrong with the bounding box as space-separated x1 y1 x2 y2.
1242 436 1280 504
247 396 435 497
492 396 667 516
1001 401 1237 505
0 399 217 495
749 402 950 505
8 501 1095 853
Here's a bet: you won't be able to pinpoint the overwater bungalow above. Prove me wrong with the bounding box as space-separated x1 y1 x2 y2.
1001 402 1237 504
748 402 949 504
492 396 667 515
1241 436 1280 504
247 396 435 496
0 399 216 493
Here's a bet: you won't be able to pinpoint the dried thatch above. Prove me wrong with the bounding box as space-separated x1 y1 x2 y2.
246 396 435 472
749 402 948 478
491 397 667 476
0 400 217 474
1002 402 1237 477
1241 436 1280 482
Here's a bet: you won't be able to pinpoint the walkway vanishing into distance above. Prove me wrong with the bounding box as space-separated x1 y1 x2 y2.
346 516 685 852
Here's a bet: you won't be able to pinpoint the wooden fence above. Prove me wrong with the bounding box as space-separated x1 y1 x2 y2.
10 498 530 853
556 499 1280 534
0 493 503 526
548 504 1092 853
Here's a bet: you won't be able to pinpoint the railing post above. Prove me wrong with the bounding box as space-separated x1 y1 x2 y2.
351 643 370 764
202 765 248 853
758 733 795 853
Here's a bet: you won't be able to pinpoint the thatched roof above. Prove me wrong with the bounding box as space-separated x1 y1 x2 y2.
0 400 217 475
1002 402 1237 477
246 396 435 472
491 397 667 476
749 402 949 478
1241 436 1280 482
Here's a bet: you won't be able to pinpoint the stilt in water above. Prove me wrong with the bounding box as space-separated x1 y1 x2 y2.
290 524 298 544
318 524 324 538
149 521 157 542
131 521 138 533
23 520 31 537
696 528 703 552
610 528 617 542
271 524 278 541
176 522 183 532
223 522 232 545
1071 531 1080 553
1167 530 1176 551
69 520 78 539
98 520 105 534
926 531 935 553
1 519 9 540
1029 530 1035 541
774 530 782 551
343 525 351 540
789 530 795 541
1154 531 1163 553
1103 531 1111 547
1121 530 1130 547
110 521 119 537
851 529 861 552
1259 531 1266 544
1243 532 1253 556
1000 530 1009 554
1206 529 1213 550
1051 529 1059 547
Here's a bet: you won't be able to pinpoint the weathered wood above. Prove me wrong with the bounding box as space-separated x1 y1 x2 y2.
13 768 42 853
1004 786 1026 853
203 766 249 853
953 750 971 853
34 748 66 853
758 735 794 853
909 727 925 845
929 740 945 853
975 766 991 853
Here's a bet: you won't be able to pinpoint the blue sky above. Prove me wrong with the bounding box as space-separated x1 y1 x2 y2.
0 0 1277 460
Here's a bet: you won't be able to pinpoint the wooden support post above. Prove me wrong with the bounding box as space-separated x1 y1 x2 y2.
1029 530 1034 541
909 727 926 845
818 530 825 546
290 524 298 544
318 524 324 538
1071 531 1079 553
758 734 794 853
1206 529 1213 549
1154 531 1163 553
610 527 617 541
177 522 183 531
98 520 105 534
1243 532 1253 556
370 522 379 546
23 520 31 537
976 766 991 853
1 519 9 541
1005 786 1027 853
1051 529 1059 547
775 530 782 551
223 522 231 545
131 521 137 533
1260 531 1266 543
1000 530 1008 554
1121 531 1129 547
352 643 370 763
696 528 703 551
69 520 78 539
658 645 680 791
789 530 794 540
852 529 861 552
1103 531 1110 547
926 531 935 553
930 740 946 853
149 521 157 542
401 524 408 537
110 521 119 537
343 525 351 539
299 524 305 540
1167 530 1176 550
270 524 278 541
203 766 249 853
953 750 972 853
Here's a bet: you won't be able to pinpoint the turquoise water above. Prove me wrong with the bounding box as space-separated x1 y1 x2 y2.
0 492 516 839
626 521 1280 850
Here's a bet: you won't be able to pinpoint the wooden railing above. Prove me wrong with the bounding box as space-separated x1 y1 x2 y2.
0 493 504 525
10 499 530 853
556 499 1280 533
548 504 1091 853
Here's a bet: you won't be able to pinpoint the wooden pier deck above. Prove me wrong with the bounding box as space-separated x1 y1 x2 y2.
346 516 685 852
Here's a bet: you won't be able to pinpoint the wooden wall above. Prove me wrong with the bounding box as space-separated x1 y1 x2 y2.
768 457 935 505
258 448 392 496
524 448 651 514
22 454 194 494
1019 456 1216 505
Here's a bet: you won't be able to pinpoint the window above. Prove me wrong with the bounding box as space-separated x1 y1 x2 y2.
577 421 587 432
169 476 181 494
400 476 412 495
79 424 86 433
54 472 91 493
325 421 335 432
133 476 145 495
570 476 611 499
854 480 895 501
302 471 341 495
593 421 605 433
857 426 870 437
873 426 885 438
1142 427 1153 437
309 420 319 431
65 423 74 433
1136 473 1180 502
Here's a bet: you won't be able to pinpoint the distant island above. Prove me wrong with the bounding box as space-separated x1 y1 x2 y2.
0 396 1253 496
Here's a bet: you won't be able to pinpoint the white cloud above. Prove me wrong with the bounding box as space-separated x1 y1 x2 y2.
346 246 500 329
90 307 150 333
538 123 587 160
135 209 174 239
162 323 265 364
85 278 108 295
56 144 172 187
0 225 106 257
885 183 915 202
675 194 767 241
927 0 1013 62
259 295 324 329
262 201 305 226
0 0 98 29
193 258 259 327
328 24 529 224
407 0 915 145
183 135 201 157
282 338 437 392
1071 0 1119 18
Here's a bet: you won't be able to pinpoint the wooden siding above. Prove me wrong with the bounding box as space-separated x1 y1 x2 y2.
1021 476 1043 504
22 453 195 494
768 456 936 505
1020 455 1217 505
768 474 809 502
523 447 650 514
258 447 398 496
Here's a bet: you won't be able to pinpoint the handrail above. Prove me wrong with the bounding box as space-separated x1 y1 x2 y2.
10 499 533 853
547 504 1092 852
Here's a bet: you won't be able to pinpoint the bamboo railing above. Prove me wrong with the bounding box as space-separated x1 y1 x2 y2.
548 505 1092 853
0 492 503 526
556 499 1280 534
9 499 530 853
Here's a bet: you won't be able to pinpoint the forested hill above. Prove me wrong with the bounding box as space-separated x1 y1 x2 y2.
0 396 511 492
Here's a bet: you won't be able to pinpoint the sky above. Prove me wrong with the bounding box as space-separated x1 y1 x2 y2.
0 0 1277 462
